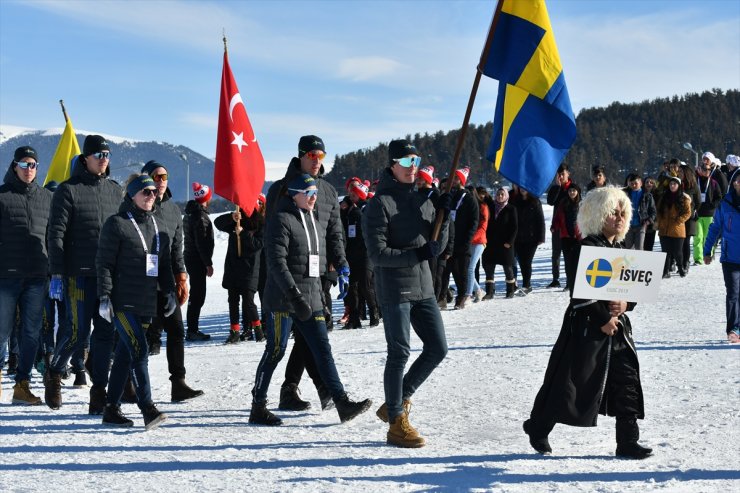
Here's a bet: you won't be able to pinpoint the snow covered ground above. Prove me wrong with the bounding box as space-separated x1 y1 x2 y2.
1 206 738 492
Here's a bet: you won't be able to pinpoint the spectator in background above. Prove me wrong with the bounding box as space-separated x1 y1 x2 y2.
546 163 574 288
511 185 545 294
679 165 701 273
704 172 740 343
445 167 479 309
585 165 608 193
693 153 722 265
642 176 658 251
467 187 489 302
552 183 582 294
184 182 214 342
622 173 656 250
656 176 692 278
482 187 518 299
721 155 740 193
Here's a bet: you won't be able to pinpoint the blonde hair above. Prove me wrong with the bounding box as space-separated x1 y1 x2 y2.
577 186 632 241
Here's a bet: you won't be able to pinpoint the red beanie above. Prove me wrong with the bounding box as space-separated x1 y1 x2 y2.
192 182 212 204
418 165 435 184
455 167 470 187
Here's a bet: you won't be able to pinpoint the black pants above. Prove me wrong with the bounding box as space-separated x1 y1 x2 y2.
562 238 580 292
482 259 514 285
347 266 378 324
551 233 563 281
282 327 326 392
146 291 187 381
515 241 539 288
186 262 207 333
227 287 259 326
682 235 692 270
444 252 471 299
433 257 447 301
643 229 656 251
660 236 685 276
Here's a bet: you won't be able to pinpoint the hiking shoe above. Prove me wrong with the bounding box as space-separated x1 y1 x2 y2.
546 280 561 288
224 330 241 344
523 419 552 455
437 298 447 310
334 393 372 423
89 385 107 415
254 325 265 342
278 383 311 411
522 286 533 294
148 342 161 356
186 330 210 342
12 380 42 405
454 296 470 310
249 401 282 426
102 404 134 428
616 442 653 459
388 412 425 448
73 371 88 388
318 385 335 411
44 370 63 410
240 327 254 342
142 404 167 431
376 399 411 423
472 289 484 303
728 332 740 344
171 378 204 402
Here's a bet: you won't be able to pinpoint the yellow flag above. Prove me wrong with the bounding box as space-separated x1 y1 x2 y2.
44 118 80 186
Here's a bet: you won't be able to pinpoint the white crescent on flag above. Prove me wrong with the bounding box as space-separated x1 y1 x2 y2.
229 93 244 122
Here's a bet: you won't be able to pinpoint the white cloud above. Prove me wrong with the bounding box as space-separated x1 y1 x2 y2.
180 113 218 130
336 57 403 82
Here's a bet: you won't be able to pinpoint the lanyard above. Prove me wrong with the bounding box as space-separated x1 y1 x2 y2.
127 212 159 255
299 209 320 255
427 189 435 199
454 191 466 211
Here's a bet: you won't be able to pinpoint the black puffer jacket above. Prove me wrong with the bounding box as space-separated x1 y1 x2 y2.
0 163 52 278
96 197 175 317
343 200 369 267
262 198 327 314
363 168 449 304
214 211 263 292
266 158 346 271
450 187 479 255
48 155 123 276
511 193 545 245
155 188 185 275
482 202 518 266
183 200 214 268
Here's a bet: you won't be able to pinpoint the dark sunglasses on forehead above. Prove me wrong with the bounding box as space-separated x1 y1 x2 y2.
289 188 318 198
151 173 168 182
14 161 38 170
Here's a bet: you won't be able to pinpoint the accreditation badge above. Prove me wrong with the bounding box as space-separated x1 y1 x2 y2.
146 254 159 277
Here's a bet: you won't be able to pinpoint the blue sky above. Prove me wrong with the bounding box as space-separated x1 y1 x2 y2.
1 0 738 180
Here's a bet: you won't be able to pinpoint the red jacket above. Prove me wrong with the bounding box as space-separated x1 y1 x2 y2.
472 203 489 245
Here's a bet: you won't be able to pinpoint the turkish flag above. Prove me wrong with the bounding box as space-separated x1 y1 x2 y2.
214 51 265 216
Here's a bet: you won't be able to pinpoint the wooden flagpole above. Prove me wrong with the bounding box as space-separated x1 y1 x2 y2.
223 31 243 257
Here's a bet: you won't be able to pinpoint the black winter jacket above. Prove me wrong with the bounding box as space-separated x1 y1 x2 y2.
214 211 263 292
155 189 185 275
183 200 214 268
0 164 52 278
696 175 722 218
266 158 346 272
511 194 545 245
262 199 327 314
482 202 517 266
96 198 175 317
48 155 123 276
450 187 479 255
343 200 369 268
363 168 449 304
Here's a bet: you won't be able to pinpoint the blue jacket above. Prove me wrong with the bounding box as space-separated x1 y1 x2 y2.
705 189 740 264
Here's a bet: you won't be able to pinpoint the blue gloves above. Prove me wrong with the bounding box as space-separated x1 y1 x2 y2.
49 275 64 301
337 266 350 300
99 296 114 323
415 240 441 261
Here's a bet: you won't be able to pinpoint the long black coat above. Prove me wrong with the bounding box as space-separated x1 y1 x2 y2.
183 200 214 268
214 212 263 292
450 188 479 255
529 234 644 427
483 203 517 266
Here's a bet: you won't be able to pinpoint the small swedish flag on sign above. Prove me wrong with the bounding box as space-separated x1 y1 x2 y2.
585 259 613 288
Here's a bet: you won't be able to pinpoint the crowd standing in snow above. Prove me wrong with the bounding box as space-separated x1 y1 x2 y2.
0 136 737 449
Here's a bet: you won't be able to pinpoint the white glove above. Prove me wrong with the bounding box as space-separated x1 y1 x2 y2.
164 292 177 318
99 296 114 323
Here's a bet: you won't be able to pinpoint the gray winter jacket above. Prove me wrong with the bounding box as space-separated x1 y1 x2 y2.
266 157 346 271
262 197 327 314
363 168 449 305
0 164 52 278
48 155 123 276
155 189 185 275
96 197 175 317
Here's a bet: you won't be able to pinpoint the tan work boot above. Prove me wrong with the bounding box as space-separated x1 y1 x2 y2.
387 412 425 448
376 399 411 423
12 380 42 405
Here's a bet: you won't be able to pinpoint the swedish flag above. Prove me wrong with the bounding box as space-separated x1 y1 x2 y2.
482 0 576 196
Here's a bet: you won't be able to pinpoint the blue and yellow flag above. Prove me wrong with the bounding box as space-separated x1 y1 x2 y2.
44 117 80 186
481 0 576 196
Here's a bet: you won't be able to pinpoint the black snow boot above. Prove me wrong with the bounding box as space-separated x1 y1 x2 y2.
171 378 204 402
278 383 311 411
334 393 372 423
505 282 516 299
523 419 552 455
89 385 107 415
44 370 63 410
254 325 265 342
369 309 381 327
142 403 167 431
615 417 653 459
482 281 495 300
317 384 335 411
249 401 282 426
102 403 134 428
121 378 137 404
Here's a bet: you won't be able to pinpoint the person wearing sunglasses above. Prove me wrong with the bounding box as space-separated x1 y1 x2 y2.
266 135 347 413
250 173 371 426
362 139 451 448
45 135 124 414
693 152 723 265
139 160 203 403
0 146 52 404
96 174 177 430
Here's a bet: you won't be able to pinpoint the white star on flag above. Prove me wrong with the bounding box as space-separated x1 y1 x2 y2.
231 131 248 152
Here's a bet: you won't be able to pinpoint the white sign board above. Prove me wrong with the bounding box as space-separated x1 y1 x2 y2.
572 246 667 303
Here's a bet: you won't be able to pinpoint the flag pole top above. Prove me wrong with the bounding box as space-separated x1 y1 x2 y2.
59 99 69 123
223 30 228 54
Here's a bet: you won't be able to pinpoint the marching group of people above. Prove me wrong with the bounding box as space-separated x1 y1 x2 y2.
1 132 737 455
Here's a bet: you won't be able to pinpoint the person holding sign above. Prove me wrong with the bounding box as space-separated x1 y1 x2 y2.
523 186 653 459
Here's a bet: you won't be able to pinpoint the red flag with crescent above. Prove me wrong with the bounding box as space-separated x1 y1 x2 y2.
214 51 265 216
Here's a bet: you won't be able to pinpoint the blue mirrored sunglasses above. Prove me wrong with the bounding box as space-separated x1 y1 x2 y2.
92 151 111 160
393 156 421 168
288 188 318 197
15 161 38 170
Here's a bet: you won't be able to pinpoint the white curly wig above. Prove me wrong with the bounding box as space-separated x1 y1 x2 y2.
577 186 632 242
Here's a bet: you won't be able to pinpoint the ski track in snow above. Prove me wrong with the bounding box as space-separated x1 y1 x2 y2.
1 206 738 492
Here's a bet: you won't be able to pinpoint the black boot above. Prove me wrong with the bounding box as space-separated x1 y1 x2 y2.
482 281 495 300
171 378 204 402
615 417 653 459
249 401 282 426
523 419 552 455
7 353 18 375
142 403 167 431
317 384 335 411
73 370 87 388
102 403 134 428
278 383 311 411
44 370 63 410
254 325 265 342
240 326 254 342
334 393 372 423
505 282 516 299
369 309 381 327
121 378 137 404
89 385 107 415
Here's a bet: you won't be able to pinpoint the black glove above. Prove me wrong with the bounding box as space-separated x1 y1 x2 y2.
415 240 441 261
288 287 313 322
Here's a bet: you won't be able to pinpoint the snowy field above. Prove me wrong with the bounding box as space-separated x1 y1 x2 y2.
1 206 738 492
